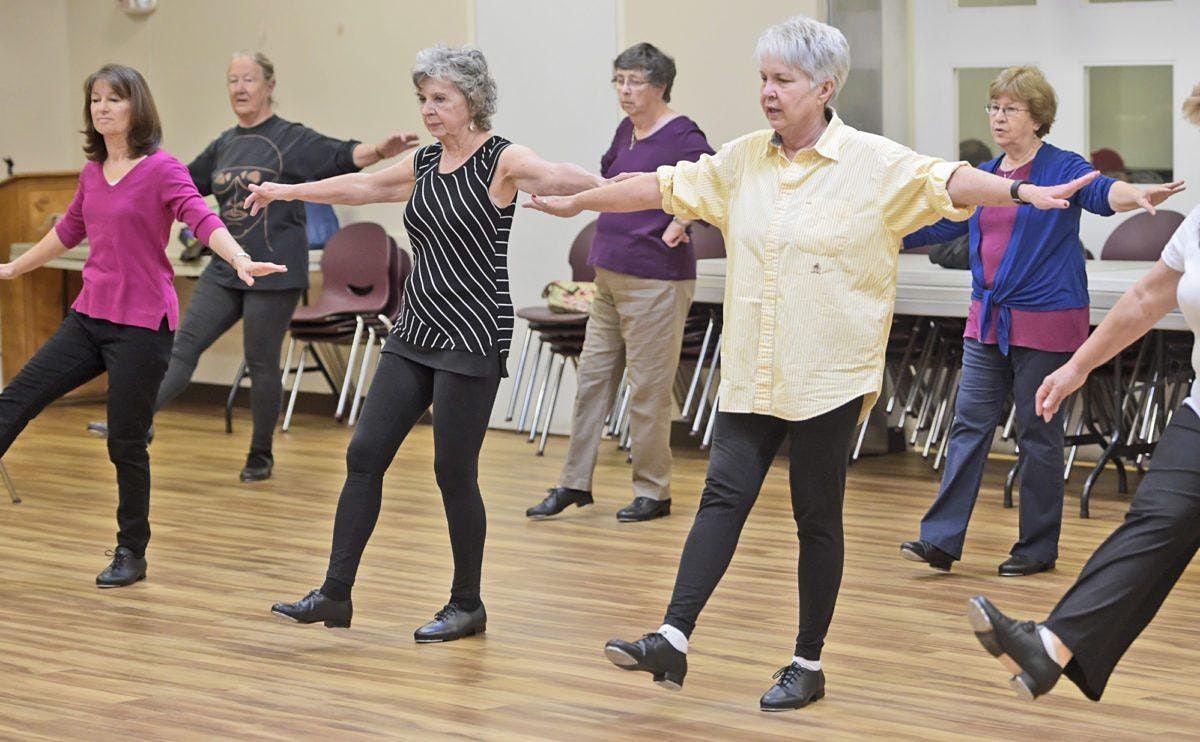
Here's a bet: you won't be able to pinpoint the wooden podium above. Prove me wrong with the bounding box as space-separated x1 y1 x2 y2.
0 171 86 387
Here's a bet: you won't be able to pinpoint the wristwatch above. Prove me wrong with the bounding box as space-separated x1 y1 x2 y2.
1010 179 1028 205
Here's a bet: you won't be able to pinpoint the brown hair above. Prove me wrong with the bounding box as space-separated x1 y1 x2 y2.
988 65 1057 139
1184 82 1200 127
81 64 162 162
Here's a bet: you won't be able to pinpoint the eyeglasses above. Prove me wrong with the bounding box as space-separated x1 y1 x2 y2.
984 104 1029 118
611 75 651 90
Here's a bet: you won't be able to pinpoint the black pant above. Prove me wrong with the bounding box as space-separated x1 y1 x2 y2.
663 398 861 660
1044 402 1200 701
0 310 172 557
156 274 300 453
325 351 500 606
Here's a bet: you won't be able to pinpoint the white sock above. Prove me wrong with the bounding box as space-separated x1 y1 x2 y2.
792 655 821 671
657 624 689 654
1036 625 1063 667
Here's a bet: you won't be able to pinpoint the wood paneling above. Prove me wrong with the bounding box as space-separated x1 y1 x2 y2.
0 402 1196 738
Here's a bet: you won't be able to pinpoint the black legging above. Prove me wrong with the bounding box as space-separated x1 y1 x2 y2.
0 311 172 557
325 350 500 606
1044 402 1200 701
663 398 861 660
155 274 300 453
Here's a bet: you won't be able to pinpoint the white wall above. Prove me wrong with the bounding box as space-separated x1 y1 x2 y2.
911 0 1200 254
0 0 73 174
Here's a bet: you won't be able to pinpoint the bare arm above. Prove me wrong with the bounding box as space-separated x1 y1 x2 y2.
523 172 662 218
1036 260 1182 420
1107 179 1186 214
946 166 1101 209
0 228 68 279
206 228 287 287
498 144 602 197
245 150 419 214
351 131 420 169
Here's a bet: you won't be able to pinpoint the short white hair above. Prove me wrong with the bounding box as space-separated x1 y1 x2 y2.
755 16 850 100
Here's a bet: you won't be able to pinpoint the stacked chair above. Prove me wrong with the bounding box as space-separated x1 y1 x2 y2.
277 222 395 431
507 221 596 455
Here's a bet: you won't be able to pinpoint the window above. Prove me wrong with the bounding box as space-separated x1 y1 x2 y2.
1087 65 1173 182
957 67 1006 165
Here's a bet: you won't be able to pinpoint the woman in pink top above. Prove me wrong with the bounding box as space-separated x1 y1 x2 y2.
0 64 284 589
899 66 1183 578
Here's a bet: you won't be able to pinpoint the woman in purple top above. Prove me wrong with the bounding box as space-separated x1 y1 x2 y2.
526 43 715 523
899 66 1183 577
0 64 283 588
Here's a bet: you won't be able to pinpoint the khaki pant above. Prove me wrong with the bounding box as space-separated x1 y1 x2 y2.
558 267 695 501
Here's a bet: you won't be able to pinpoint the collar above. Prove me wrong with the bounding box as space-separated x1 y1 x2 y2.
767 107 844 163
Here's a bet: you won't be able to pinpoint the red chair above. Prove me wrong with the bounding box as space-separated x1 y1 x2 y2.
280 223 392 430
1100 210 1185 261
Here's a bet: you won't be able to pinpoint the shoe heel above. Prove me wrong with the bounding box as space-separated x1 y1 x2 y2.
324 618 351 629
1009 673 1037 701
652 671 684 691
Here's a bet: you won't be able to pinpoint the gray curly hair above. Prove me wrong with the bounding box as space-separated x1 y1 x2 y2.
412 44 498 130
755 16 850 101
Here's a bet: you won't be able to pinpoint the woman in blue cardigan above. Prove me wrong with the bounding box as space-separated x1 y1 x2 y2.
899 66 1183 577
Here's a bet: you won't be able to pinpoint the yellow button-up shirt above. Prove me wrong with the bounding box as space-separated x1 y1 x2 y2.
658 111 972 423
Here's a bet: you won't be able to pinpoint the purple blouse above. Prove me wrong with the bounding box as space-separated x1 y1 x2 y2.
589 115 714 280
964 160 1090 352
55 149 225 331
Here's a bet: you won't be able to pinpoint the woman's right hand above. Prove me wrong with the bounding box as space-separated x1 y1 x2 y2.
523 194 583 218
244 182 292 216
1035 362 1088 422
662 220 690 247
0 263 15 280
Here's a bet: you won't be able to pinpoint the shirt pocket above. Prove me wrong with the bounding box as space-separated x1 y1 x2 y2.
793 196 853 257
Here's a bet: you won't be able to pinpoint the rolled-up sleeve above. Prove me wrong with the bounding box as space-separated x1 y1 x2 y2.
882 149 975 237
657 142 736 231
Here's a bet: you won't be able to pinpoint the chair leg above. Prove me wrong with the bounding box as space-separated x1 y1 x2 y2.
225 359 248 435
506 327 534 422
604 368 629 434
280 336 296 387
348 327 377 426
537 354 568 456
528 349 555 443
1 462 19 504
681 316 715 418
701 392 720 449
692 333 722 435
518 340 545 433
612 382 633 439
282 344 308 432
335 316 365 421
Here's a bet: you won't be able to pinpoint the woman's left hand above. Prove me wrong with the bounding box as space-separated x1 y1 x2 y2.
1021 171 1101 209
234 256 287 287
1134 180 1187 215
523 194 582 218
376 132 421 159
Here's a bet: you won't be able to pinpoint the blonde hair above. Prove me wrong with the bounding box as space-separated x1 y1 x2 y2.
989 65 1057 138
1184 82 1200 127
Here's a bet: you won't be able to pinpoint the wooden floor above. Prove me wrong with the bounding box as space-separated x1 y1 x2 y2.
1 401 1197 740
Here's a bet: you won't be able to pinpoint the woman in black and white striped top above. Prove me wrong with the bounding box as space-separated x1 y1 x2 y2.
248 44 601 642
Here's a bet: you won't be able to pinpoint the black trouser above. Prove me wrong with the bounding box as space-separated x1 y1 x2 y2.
0 310 172 557
663 398 861 660
156 274 300 453
325 351 500 606
1044 403 1200 701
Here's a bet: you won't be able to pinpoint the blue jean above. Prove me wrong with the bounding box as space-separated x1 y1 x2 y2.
919 338 1071 563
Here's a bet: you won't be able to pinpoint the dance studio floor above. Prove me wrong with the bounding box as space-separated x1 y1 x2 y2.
1 401 1196 739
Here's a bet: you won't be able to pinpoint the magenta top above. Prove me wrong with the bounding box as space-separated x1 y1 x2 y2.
964 161 1090 352
55 149 225 331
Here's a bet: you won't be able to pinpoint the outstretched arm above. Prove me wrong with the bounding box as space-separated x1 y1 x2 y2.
245 150 420 214
498 144 602 197
947 166 1100 210
0 228 68 279
351 131 421 168
1107 179 1186 215
1035 260 1181 420
523 172 662 218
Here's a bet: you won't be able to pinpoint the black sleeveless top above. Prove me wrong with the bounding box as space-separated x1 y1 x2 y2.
385 135 514 377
